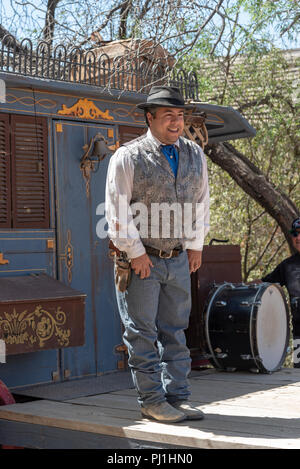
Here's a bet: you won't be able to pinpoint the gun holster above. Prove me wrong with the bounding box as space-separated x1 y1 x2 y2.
109 241 131 292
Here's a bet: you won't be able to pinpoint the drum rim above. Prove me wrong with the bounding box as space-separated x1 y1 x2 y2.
204 282 234 370
250 282 290 373
249 283 264 371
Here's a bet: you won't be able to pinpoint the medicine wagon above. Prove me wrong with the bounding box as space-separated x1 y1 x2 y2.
0 36 255 392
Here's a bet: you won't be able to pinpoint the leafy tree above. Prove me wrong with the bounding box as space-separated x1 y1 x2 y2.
184 26 299 280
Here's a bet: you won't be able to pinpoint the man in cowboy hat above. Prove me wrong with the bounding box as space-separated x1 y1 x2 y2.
105 86 210 422
261 217 300 366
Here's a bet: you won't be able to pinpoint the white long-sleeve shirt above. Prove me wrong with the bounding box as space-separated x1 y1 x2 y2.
105 129 210 259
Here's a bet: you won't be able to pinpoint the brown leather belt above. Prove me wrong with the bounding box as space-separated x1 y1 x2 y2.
144 245 183 259
109 240 183 259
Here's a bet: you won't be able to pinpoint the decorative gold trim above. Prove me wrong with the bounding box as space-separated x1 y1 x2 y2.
0 238 53 240
108 128 114 138
0 230 55 233
0 305 70 348
6 94 57 109
4 88 144 125
47 239 55 249
58 98 114 121
205 113 225 125
80 160 93 198
9 85 135 105
0 269 47 273
0 253 9 265
0 106 132 125
114 107 145 123
59 230 74 284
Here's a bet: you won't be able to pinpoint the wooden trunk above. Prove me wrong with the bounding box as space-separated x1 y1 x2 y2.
0 274 85 355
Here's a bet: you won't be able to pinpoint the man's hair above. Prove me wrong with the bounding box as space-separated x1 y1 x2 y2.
144 106 159 126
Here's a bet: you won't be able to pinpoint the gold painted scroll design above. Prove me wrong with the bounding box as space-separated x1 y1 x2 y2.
58 98 114 120
0 305 71 348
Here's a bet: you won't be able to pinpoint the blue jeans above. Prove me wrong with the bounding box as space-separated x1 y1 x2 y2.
116 250 192 407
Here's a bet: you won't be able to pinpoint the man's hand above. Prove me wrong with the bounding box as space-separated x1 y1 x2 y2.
131 253 154 279
187 249 202 273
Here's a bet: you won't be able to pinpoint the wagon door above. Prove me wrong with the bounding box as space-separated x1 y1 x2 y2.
53 120 121 379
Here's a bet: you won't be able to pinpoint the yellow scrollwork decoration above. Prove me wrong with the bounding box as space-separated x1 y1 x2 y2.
58 98 114 121
0 305 71 348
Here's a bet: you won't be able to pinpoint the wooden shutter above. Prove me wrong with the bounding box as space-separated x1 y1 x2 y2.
119 125 146 145
0 114 11 228
11 115 50 228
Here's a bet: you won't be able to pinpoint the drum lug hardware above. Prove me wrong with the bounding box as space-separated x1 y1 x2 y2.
240 354 252 360
250 367 260 374
215 301 227 307
254 355 263 362
240 301 262 306
202 353 213 359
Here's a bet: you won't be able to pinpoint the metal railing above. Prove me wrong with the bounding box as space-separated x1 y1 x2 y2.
0 35 199 100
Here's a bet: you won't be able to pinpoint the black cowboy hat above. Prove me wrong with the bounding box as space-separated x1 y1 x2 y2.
137 86 194 110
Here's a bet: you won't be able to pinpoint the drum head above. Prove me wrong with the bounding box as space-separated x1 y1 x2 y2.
255 285 289 372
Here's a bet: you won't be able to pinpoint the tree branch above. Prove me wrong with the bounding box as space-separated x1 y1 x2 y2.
77 1 131 47
205 141 299 253
280 13 300 36
118 0 132 39
245 224 280 280
0 24 28 52
42 0 61 45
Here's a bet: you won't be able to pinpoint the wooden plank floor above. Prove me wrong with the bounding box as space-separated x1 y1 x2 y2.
1 368 300 449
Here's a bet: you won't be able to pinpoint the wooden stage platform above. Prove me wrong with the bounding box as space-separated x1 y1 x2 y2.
0 368 300 449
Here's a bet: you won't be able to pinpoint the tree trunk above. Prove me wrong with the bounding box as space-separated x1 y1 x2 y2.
205 142 299 253
43 0 60 45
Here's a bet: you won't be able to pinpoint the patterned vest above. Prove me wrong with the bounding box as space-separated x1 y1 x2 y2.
122 133 204 251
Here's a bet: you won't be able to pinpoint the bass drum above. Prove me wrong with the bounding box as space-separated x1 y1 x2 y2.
204 282 290 373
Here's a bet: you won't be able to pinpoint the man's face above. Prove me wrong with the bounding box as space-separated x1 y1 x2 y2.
147 107 185 144
292 228 300 253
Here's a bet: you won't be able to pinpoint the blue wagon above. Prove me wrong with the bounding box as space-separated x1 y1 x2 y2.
0 37 255 391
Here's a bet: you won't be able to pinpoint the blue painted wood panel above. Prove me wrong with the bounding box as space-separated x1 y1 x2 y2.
0 230 56 277
0 230 59 388
53 120 122 379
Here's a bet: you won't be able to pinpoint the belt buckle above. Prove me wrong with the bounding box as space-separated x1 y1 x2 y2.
159 249 173 259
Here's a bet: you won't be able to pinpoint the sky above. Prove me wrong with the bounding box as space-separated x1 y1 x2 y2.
0 0 299 50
